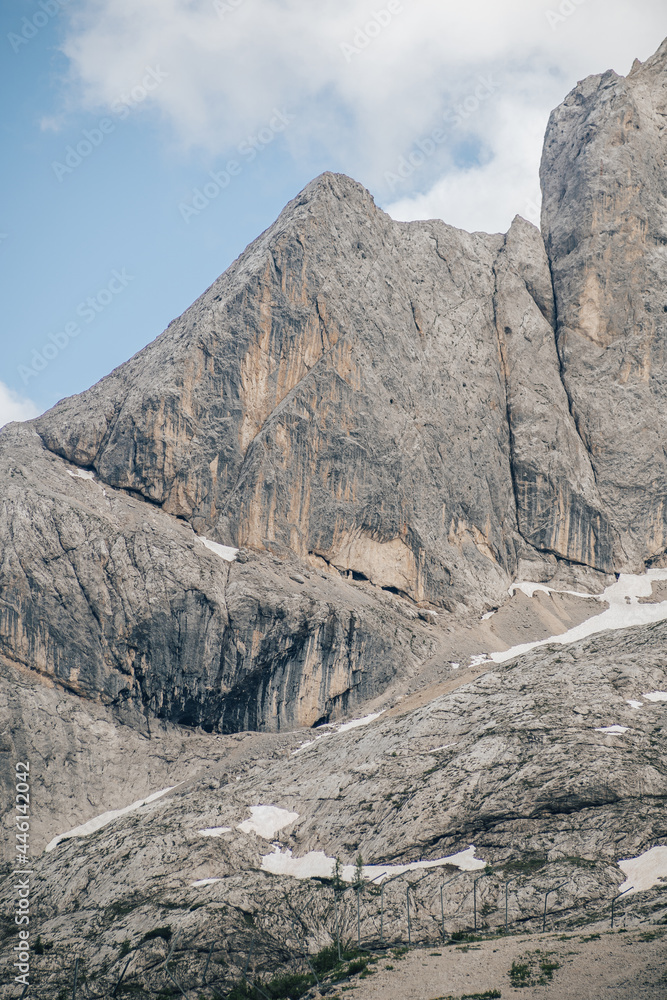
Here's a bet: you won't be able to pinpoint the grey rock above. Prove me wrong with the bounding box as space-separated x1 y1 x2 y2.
2 617 664 993
0 424 427 740
2 35 667 738
541 38 667 570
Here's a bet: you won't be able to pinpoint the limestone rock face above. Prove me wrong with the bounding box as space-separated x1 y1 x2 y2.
31 169 616 619
35 177 523 609
493 217 614 570
0 424 424 736
1 36 667 735
3 617 665 994
541 38 667 569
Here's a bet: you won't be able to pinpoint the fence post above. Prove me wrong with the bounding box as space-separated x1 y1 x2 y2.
335 892 341 960
357 888 361 949
112 955 133 997
72 957 79 1000
203 940 215 986
166 968 189 999
542 882 568 933
380 884 385 946
505 876 520 934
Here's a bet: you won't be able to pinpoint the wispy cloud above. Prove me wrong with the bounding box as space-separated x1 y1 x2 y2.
0 382 41 430
55 0 666 232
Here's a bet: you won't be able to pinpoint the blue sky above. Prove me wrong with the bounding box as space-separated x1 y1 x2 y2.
1 0 665 425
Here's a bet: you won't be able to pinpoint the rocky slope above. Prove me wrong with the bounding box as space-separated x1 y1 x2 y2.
1 33 667 1000
1 615 665 994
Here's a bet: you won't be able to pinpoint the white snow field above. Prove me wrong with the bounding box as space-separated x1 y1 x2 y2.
643 691 667 702
595 725 629 735
199 536 239 562
237 805 299 839
67 468 95 481
291 712 384 755
618 845 667 894
45 786 176 852
487 570 667 664
198 827 232 837
260 844 486 881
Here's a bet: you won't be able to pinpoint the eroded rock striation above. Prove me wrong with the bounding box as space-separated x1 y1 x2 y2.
1 38 667 736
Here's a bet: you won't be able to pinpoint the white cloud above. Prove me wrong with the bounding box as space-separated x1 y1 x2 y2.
0 382 41 430
57 0 667 232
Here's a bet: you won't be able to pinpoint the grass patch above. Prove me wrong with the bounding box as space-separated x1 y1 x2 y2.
509 961 532 988
539 958 560 982
639 930 662 942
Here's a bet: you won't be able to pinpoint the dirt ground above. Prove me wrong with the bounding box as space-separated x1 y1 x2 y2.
326 926 667 1000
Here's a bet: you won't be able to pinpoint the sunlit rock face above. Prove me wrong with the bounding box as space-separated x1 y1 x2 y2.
1 37 667 733
541 39 667 571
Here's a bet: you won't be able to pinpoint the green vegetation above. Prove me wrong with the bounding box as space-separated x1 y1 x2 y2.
509 952 561 987
509 961 532 987
353 852 364 890
539 957 560 981
226 944 374 999
449 931 482 943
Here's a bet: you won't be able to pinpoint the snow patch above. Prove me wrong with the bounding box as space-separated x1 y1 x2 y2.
494 570 667 664
67 468 95 481
450 662 460 670
595 725 628 734
428 744 456 752
627 700 643 709
291 712 384 755
198 827 232 837
509 580 596 600
481 611 495 621
336 712 384 733
45 786 175 852
237 805 299 840
199 536 239 562
260 844 486 882
642 691 667 702
618 845 667 895
470 654 491 667
191 878 222 887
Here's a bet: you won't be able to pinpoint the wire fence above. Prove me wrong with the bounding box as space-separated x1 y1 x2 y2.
12 862 667 999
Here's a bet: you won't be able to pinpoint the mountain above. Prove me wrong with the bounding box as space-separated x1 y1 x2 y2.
1 35 667 1000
